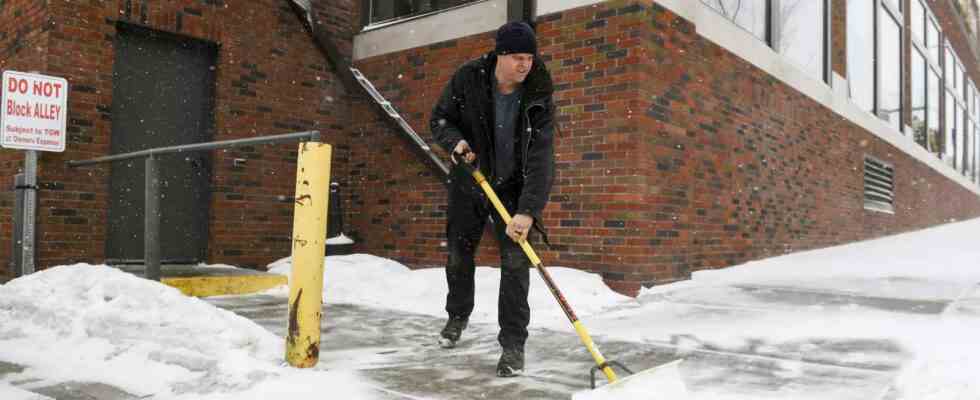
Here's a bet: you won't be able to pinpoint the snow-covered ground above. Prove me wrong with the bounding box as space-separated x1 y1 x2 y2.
2 217 980 399
0 264 375 399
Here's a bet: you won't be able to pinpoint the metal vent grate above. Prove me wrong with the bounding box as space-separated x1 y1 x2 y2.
864 156 895 213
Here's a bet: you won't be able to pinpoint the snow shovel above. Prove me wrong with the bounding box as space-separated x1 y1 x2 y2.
452 153 686 392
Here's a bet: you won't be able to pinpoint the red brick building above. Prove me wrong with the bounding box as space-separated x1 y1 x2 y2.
2 0 980 295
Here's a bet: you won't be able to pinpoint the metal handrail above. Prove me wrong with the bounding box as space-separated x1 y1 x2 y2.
67 130 321 281
68 130 320 167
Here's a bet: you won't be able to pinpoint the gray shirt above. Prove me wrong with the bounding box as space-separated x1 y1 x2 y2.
493 82 522 184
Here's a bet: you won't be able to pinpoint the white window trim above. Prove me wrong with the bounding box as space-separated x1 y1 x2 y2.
353 0 507 61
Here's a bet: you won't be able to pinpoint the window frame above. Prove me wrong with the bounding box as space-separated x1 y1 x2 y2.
771 0 831 84
911 46 928 147
847 0 877 112
704 0 831 84
876 0 904 130
361 0 489 30
910 0 944 153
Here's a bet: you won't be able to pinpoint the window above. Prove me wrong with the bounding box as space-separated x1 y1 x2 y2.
927 17 941 62
975 129 980 183
702 0 830 84
366 0 479 26
879 5 902 130
777 0 826 81
911 0 925 42
912 49 927 146
946 91 958 168
957 102 965 170
929 69 942 153
883 0 901 13
847 0 875 112
912 0 943 154
702 0 769 42
957 62 966 97
966 122 974 176
946 44 957 92
975 86 979 117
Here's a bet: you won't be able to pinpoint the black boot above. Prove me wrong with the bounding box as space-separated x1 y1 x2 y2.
439 316 468 348
496 346 525 377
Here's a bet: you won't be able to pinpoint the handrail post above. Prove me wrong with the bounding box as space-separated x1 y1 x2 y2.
145 155 161 281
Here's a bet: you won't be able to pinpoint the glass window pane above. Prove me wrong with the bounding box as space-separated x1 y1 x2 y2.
929 69 942 154
958 103 965 170
967 84 973 117
778 0 825 81
967 122 974 176
847 0 875 112
957 63 965 96
946 91 957 167
946 45 956 90
975 87 979 116
884 0 901 13
911 0 925 42
369 0 476 24
701 0 768 42
975 127 980 182
913 49 927 144
879 12 902 129
928 19 941 62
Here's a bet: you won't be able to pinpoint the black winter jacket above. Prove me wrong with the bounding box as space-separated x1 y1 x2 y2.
430 51 556 220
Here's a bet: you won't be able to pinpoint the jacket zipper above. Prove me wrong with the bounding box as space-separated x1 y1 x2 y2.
522 102 545 177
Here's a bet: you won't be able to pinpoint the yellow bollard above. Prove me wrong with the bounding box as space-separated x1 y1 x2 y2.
286 141 332 368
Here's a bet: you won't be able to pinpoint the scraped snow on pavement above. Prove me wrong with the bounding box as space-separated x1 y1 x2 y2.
267 254 629 329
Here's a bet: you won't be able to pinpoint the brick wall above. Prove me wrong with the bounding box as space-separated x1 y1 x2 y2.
347 0 980 296
0 0 50 281
3 0 980 294
0 0 352 275
346 33 494 267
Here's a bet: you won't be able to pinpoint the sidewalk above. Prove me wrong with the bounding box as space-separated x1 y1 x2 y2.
201 276 962 400
3 269 975 399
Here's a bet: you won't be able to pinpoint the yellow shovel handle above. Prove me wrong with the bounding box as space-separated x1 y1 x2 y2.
462 163 618 384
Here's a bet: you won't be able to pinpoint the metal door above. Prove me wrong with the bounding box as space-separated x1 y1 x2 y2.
107 23 216 263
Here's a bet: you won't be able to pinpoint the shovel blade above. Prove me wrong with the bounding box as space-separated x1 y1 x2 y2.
572 360 687 400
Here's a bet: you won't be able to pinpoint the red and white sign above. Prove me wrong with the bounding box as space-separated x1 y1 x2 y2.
1 70 68 152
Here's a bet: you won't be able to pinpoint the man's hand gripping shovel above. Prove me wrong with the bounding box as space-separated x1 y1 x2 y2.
451 150 685 395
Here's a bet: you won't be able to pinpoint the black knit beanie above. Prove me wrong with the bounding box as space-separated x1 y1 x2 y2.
495 21 537 55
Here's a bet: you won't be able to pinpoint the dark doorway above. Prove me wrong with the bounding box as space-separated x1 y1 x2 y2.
107 23 217 264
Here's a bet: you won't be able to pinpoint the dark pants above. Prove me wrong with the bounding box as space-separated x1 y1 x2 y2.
444 179 531 350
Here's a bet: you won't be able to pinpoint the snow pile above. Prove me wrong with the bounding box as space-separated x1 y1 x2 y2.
325 233 354 245
893 288 980 400
894 332 980 399
630 218 980 399
685 218 980 286
267 253 631 328
0 264 376 399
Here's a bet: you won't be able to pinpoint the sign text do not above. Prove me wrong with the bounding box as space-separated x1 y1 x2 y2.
1 70 69 152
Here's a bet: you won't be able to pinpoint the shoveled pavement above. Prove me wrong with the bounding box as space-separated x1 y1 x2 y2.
5 275 975 399
204 290 907 400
